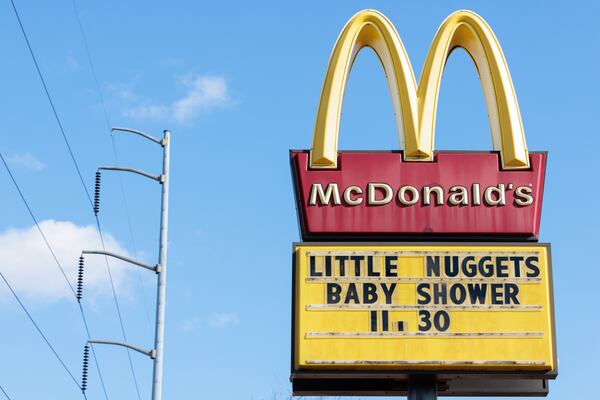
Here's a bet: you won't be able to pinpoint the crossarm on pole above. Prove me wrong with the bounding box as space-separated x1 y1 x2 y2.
112 127 164 146
82 250 159 272
98 166 163 182
88 339 156 359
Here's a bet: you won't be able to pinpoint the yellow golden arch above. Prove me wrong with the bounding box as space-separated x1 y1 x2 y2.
310 9 529 170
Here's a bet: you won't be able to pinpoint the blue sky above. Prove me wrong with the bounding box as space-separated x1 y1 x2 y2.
0 0 598 399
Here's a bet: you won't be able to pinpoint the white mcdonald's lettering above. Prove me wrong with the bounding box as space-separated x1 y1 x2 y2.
368 183 393 205
308 183 534 207
308 182 341 205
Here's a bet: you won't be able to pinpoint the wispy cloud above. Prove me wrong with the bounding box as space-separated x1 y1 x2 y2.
180 317 200 333
179 312 241 333
209 312 241 328
66 50 80 72
107 77 142 102
123 75 231 124
5 153 45 171
0 220 131 304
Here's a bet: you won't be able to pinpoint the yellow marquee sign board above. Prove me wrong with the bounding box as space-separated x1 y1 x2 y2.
293 243 556 374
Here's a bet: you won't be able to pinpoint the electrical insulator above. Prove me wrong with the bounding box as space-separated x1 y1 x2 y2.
93 171 101 215
76 256 84 302
81 344 90 392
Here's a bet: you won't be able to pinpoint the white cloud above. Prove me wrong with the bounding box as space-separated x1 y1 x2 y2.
209 312 240 328
5 153 45 171
180 317 200 333
123 75 231 124
0 220 131 304
106 78 142 102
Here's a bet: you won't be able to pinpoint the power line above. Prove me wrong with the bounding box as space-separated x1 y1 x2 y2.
8 0 92 207
95 217 143 400
111 142 155 330
78 303 109 400
108 141 154 330
70 2 148 397
71 0 153 330
0 151 109 400
0 271 82 393
70 0 111 132
0 384 12 400
0 152 76 297
8 2 143 397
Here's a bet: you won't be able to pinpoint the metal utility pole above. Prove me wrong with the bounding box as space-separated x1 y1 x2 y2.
152 129 170 400
78 128 171 400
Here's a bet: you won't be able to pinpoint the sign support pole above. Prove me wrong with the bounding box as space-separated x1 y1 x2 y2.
151 130 170 400
408 380 437 400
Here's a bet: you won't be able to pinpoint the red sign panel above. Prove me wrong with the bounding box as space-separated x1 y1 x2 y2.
291 151 546 240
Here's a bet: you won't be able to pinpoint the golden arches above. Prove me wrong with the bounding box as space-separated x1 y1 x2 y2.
310 9 529 170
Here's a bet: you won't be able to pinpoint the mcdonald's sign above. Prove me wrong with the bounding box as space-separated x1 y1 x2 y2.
291 9 546 241
289 9 557 396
